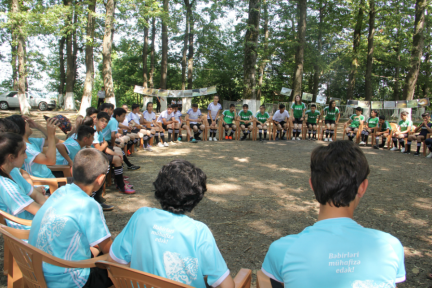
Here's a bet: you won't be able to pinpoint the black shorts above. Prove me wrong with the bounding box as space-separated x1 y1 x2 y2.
241 122 252 128
162 124 169 131
83 267 113 288
325 119 336 125
131 128 140 134
207 119 218 126
293 118 303 124
224 123 235 128
180 122 187 128
306 122 317 126
145 126 153 131
190 123 201 130
104 147 114 164
274 121 286 127
347 127 356 131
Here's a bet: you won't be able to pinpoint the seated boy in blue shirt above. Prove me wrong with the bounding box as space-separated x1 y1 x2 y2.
262 141 405 288
109 159 235 288
56 125 95 167
29 148 113 288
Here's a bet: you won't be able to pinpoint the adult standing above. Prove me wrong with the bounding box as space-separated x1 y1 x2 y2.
156 96 165 113
97 86 106 108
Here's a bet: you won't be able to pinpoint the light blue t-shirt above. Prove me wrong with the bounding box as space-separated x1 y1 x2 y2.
92 129 104 145
110 207 229 288
0 175 34 230
262 218 405 288
55 137 83 165
102 117 118 141
23 138 55 179
28 184 111 288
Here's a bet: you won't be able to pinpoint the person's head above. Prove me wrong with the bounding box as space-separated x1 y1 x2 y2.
329 100 336 110
279 104 285 112
113 108 127 123
0 118 20 134
213 95 219 103
229 104 235 112
400 111 407 120
310 141 369 209
191 104 198 112
259 105 265 113
72 148 108 193
371 110 379 118
422 112 430 121
66 115 83 139
295 95 301 104
6 115 28 136
154 160 207 214
355 107 362 115
83 116 94 127
242 104 249 113
99 103 114 116
122 104 129 112
379 115 386 124
96 112 110 130
101 86 105 91
76 125 95 146
86 107 99 123
131 104 140 113
0 133 26 178
311 104 317 112
172 104 179 112
146 102 153 111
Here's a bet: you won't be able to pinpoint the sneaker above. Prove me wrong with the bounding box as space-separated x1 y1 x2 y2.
124 180 130 184
195 136 202 141
324 138 328 142
414 152 420 156
401 148 405 153
118 187 136 194
292 137 296 141
101 203 114 211
191 138 198 143
427 152 432 158
390 147 398 151
280 137 286 140
225 136 229 140
169 141 176 145
164 142 169 147
127 165 140 170
240 136 247 141
177 137 182 142
359 141 365 146
158 142 164 148
329 138 333 142
123 176 129 181
145 147 153 152
125 184 134 189
209 137 213 141
312 137 317 141
296 137 301 141
373 145 379 149
275 136 279 141
379 144 385 148
213 137 218 142
402 150 410 154
228 136 233 140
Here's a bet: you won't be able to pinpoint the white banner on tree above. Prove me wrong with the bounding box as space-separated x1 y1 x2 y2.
133 85 217 97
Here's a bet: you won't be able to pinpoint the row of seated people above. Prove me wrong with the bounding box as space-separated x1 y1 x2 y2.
0 129 406 287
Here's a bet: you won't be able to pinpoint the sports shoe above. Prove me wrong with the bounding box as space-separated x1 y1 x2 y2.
127 165 140 170
225 136 229 140
359 141 366 146
292 137 296 141
191 138 198 143
123 176 129 181
373 145 379 149
240 136 247 141
296 137 301 141
195 136 202 141
101 203 114 211
427 152 432 158
164 142 169 147
125 184 134 189
119 187 136 194
312 137 317 141
169 141 176 145
209 137 213 141
379 144 385 148
324 138 328 142
213 137 218 142
145 146 153 152
402 150 410 154
275 136 279 141
390 147 398 151
414 152 420 156
329 138 333 142
228 136 233 140
401 148 405 153
177 137 182 142
124 180 130 184
158 142 164 147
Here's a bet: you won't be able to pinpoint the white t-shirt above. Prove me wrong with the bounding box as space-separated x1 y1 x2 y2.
121 118 129 133
273 110 290 122
157 110 175 123
173 111 183 122
97 90 105 99
207 102 222 120
187 108 202 124
178 99 182 105
143 110 156 127
127 112 141 125
171 100 176 105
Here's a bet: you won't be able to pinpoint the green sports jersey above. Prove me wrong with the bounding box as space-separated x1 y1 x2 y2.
291 102 307 118
238 110 253 124
349 114 365 128
367 117 379 128
323 106 340 121
305 110 320 124
222 110 236 124
255 112 270 124
380 121 392 132
398 119 413 132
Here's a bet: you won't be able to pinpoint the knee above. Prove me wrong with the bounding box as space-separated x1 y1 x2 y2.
257 125 262 129
232 125 237 130
330 124 335 130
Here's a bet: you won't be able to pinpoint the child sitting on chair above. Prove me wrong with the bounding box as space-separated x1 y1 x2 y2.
373 115 392 149
405 112 432 156
345 107 365 142
109 159 234 288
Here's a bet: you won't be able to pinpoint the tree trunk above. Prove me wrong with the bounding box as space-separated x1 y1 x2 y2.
181 3 190 91
312 0 323 102
78 0 96 116
346 0 365 100
187 2 194 89
102 0 116 106
423 52 430 97
143 24 149 88
11 34 18 90
64 0 76 110
24 41 28 91
403 0 427 100
257 0 268 100
58 36 66 106
364 0 375 101
394 47 401 100
160 0 169 89
72 6 79 90
149 18 156 88
291 0 307 99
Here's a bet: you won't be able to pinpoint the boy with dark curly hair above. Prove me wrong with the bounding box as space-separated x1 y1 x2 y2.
108 159 234 288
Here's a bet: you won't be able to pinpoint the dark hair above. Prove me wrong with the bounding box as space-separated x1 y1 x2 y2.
0 133 25 180
422 112 430 118
113 108 126 118
146 102 153 109
260 105 265 109
294 95 301 104
154 160 207 214
97 112 110 122
191 104 198 108
328 100 336 111
310 141 369 207
379 115 386 120
0 119 20 134
86 107 98 117
371 109 379 117
83 116 94 127
99 103 112 112
172 104 179 108
400 111 407 116
167 104 172 109
243 104 249 108
73 148 109 185
77 125 95 141
279 104 285 109
66 115 83 139
132 104 140 110
5 115 26 136
230 104 235 108
311 104 317 108
355 107 362 112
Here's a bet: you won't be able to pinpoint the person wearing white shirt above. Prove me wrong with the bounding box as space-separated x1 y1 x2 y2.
120 104 139 149
272 104 290 140
185 104 205 142
97 86 105 108
173 104 190 141
156 105 177 147
207 96 222 141
142 102 163 151
127 104 149 148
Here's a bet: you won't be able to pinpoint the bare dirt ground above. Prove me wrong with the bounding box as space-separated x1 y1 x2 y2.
0 110 431 287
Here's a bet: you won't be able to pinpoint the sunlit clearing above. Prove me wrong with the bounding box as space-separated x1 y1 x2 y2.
233 157 249 163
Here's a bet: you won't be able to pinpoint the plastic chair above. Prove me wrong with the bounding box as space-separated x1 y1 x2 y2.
0 224 109 288
47 165 72 177
29 176 68 193
96 260 252 288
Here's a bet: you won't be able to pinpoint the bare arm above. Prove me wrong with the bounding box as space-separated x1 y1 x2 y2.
29 190 47 205
20 169 33 186
216 275 235 288
93 141 109 152
56 142 73 167
24 202 41 215
97 237 113 255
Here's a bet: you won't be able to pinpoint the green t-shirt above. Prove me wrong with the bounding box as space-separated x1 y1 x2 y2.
367 117 379 128
323 106 340 121
349 114 365 128
305 110 320 124
238 110 253 125
255 112 270 124
380 121 392 132
291 102 307 118
222 110 236 124
398 119 413 132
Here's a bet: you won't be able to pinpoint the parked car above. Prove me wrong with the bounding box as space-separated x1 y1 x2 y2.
0 91 57 111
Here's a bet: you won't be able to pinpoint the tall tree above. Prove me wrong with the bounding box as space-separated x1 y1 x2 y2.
181 7 189 90
10 34 18 90
58 36 66 105
403 0 427 100
149 17 156 88
364 0 375 101
291 0 307 99
185 0 194 89
243 0 260 100
79 0 96 116
257 0 269 100
312 0 324 102
102 0 116 105
347 0 365 100
64 0 76 110
422 13 430 97
160 0 169 89
143 23 149 88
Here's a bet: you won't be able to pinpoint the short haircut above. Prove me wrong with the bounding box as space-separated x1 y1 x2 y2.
83 116 94 127
355 107 362 112
5 115 25 135
310 141 370 207
132 104 140 110
311 104 317 108
99 103 112 112
146 102 153 109
243 104 249 108
73 148 109 185
86 107 98 117
97 112 110 122
191 104 198 108
113 108 126 118
422 112 430 118
260 105 265 109
229 104 235 108
279 104 285 109
77 125 95 141
0 118 20 134
379 115 385 120
167 104 172 109
154 160 207 214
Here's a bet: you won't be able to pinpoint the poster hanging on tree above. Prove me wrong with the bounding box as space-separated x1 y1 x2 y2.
384 101 396 109
316 95 327 105
371 101 383 109
396 100 407 109
280 87 292 96
418 98 430 107
133 85 218 97
347 100 358 107
407 100 419 108
302 92 313 101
